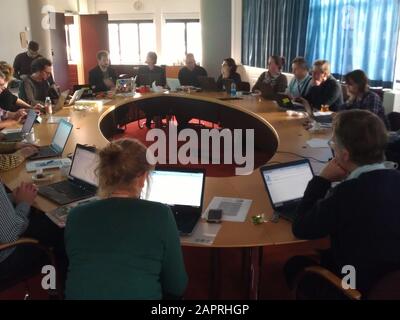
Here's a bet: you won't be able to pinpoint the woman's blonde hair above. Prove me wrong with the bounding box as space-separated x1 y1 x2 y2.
0 61 14 82
96 139 154 198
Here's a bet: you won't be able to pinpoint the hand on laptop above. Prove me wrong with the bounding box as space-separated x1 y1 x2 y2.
13 182 38 206
320 159 348 182
15 142 39 150
15 145 39 159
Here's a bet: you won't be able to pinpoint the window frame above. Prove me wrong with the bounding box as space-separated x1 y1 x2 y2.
108 20 155 65
165 19 200 56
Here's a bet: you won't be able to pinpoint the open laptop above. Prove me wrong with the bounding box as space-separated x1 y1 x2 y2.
39 144 98 205
29 119 73 160
274 93 305 111
198 76 218 92
167 78 181 92
142 168 206 236
52 90 70 113
68 88 85 106
303 101 333 125
3 109 38 142
260 160 314 222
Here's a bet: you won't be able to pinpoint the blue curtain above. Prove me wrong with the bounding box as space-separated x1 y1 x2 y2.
305 0 400 87
242 0 310 72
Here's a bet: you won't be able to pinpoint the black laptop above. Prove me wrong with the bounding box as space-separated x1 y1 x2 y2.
142 168 206 236
30 119 73 160
3 109 38 142
38 144 98 205
197 76 218 92
260 160 314 222
274 93 305 111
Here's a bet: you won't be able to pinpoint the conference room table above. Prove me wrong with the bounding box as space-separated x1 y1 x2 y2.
0 90 333 300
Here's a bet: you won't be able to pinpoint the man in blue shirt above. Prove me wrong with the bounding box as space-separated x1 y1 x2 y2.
287 57 312 98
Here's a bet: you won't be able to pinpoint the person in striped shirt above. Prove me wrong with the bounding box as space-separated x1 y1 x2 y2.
0 180 67 290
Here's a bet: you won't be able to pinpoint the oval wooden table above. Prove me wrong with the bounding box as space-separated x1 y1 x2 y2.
0 91 333 299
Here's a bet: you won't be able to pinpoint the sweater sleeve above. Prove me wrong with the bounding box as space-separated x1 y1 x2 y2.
322 80 342 108
0 142 18 154
23 78 42 105
160 206 188 297
252 72 266 92
292 176 341 240
274 74 288 93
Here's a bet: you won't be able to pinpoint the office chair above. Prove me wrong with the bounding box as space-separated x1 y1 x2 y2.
0 238 61 300
294 265 400 300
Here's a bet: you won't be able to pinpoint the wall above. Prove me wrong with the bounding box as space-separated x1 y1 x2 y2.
0 0 31 65
200 0 231 78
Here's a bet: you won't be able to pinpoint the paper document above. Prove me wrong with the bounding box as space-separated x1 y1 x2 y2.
47 116 71 124
2 128 22 134
202 197 252 222
306 138 329 148
181 222 222 246
26 158 72 172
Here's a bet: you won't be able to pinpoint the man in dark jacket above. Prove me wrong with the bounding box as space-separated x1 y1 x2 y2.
285 110 400 298
89 51 117 93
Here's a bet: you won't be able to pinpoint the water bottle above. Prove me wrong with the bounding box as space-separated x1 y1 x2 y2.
45 97 52 115
230 82 237 97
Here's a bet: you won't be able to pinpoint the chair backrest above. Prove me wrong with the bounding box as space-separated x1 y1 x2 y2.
367 270 400 300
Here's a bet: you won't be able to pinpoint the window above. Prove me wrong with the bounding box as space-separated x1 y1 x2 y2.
395 31 400 90
163 19 202 65
65 24 80 63
108 21 155 65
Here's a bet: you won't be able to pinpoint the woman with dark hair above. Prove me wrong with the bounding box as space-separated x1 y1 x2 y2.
252 55 288 98
216 58 242 91
340 69 389 128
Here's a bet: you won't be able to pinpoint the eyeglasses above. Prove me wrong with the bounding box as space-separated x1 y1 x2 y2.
328 138 336 149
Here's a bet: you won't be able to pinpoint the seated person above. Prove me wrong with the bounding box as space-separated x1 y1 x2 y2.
0 181 67 288
178 53 207 87
216 58 242 91
287 57 313 99
137 52 166 87
304 60 343 112
252 55 288 98
89 50 117 93
20 58 59 105
340 69 389 128
138 52 167 128
0 107 28 131
285 110 400 298
0 142 38 171
0 63 42 112
65 139 188 300
13 41 42 80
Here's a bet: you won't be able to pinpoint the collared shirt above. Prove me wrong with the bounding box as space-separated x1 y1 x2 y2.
340 90 389 128
346 163 388 181
288 74 313 98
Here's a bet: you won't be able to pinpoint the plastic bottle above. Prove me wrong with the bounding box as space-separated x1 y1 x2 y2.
45 97 52 115
230 82 237 97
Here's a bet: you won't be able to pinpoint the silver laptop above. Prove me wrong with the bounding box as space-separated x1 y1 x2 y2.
260 160 314 222
167 78 181 92
4 109 38 142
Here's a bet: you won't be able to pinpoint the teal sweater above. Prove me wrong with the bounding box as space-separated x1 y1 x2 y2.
65 198 188 300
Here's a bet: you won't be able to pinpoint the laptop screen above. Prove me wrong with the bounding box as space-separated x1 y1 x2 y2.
143 170 205 207
69 146 98 186
262 161 314 207
21 110 37 134
51 120 73 153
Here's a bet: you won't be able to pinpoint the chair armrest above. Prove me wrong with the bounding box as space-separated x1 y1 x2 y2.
0 238 39 251
297 265 362 300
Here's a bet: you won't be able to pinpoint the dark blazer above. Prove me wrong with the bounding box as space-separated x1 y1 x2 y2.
137 66 166 87
89 65 117 93
293 171 400 294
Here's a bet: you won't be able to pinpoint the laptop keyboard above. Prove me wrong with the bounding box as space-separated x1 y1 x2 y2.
52 181 95 198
